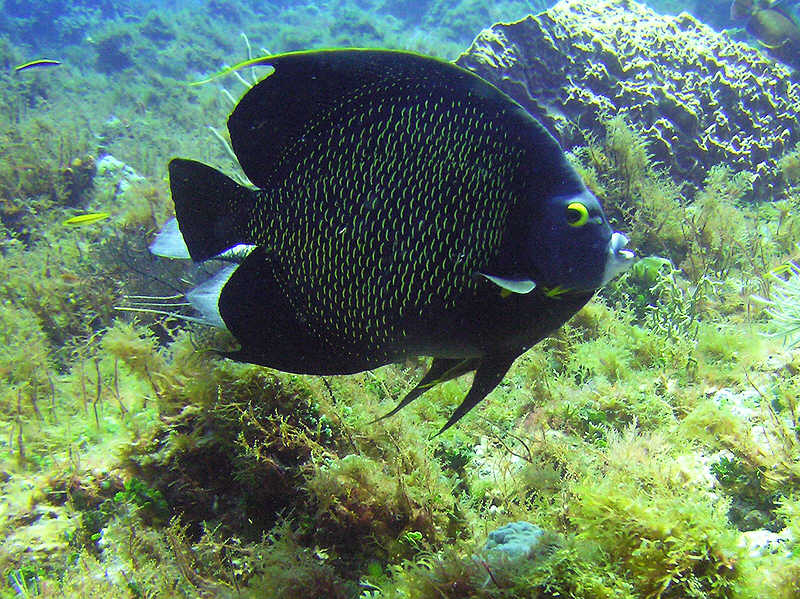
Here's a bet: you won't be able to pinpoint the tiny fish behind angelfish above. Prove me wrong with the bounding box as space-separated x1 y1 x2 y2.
731 0 800 68
151 49 634 434
63 212 110 226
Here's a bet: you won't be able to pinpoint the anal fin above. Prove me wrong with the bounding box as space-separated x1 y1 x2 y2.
434 353 517 436
373 357 480 423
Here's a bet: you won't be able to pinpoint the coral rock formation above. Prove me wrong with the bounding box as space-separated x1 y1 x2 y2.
456 0 800 198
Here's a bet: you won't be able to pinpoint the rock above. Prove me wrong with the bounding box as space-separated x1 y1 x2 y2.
740 527 794 557
483 521 547 560
711 387 760 421
94 154 145 203
456 0 800 199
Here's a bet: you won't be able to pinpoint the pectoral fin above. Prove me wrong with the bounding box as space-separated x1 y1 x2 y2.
477 272 536 294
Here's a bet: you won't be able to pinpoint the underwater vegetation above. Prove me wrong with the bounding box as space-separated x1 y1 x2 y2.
0 0 162 47
1 0 800 597
567 115 777 293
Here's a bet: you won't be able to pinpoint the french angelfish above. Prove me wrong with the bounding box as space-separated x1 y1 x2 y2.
151 49 634 434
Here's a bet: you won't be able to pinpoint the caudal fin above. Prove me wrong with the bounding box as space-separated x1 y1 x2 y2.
168 158 256 262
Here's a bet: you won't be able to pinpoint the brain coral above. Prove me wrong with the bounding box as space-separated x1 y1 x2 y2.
456 0 800 199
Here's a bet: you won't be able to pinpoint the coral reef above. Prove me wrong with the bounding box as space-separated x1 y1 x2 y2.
457 0 800 199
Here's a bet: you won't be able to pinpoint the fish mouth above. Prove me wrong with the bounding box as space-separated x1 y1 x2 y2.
602 232 635 284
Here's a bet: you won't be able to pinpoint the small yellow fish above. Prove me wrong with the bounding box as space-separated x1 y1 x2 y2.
14 59 62 73
63 212 110 226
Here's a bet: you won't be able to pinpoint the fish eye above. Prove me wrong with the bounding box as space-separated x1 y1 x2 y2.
566 201 589 227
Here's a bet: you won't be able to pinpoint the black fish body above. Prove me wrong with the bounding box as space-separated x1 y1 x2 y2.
158 49 633 432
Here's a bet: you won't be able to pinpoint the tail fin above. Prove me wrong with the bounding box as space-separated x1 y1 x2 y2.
168 158 256 262
149 217 191 259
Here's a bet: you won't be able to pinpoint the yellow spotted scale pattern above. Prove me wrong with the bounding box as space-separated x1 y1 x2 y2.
243 79 524 363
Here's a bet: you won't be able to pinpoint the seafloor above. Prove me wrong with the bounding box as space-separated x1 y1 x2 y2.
0 0 799 597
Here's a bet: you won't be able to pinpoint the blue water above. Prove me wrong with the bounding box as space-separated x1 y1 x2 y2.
2 0 556 54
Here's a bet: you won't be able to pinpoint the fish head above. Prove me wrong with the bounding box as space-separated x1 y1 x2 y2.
525 188 634 292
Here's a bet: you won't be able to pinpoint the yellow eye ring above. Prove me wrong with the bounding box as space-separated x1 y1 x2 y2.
566 201 589 227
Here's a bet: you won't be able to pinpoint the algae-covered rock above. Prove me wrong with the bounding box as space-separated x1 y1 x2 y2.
457 0 800 199
483 521 546 560
94 154 145 202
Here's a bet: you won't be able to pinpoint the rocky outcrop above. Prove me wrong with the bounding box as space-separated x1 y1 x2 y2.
456 0 800 199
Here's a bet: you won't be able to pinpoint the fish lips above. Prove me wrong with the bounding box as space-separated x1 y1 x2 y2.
602 232 635 284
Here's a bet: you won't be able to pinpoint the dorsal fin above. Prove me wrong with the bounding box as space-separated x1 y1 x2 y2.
226 49 526 189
